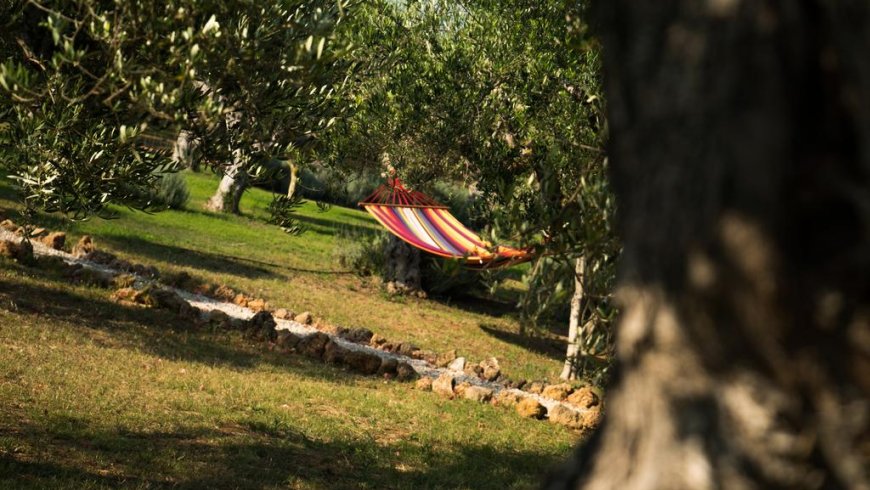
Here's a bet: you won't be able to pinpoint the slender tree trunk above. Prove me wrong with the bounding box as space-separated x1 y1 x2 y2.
560 256 586 380
286 161 299 198
205 154 248 214
172 130 197 170
549 1 870 489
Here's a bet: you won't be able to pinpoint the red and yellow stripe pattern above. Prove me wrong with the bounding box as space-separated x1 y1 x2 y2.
361 204 533 268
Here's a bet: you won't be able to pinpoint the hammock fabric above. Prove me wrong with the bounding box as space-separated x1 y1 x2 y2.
359 179 533 269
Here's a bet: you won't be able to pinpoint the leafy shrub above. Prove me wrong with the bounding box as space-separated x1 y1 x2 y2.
333 227 390 276
153 172 190 210
421 255 492 297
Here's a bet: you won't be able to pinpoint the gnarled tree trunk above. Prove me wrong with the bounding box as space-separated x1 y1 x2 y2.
205 154 248 214
548 1 870 489
383 235 423 296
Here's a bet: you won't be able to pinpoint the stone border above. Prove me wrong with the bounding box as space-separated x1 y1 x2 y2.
0 227 601 432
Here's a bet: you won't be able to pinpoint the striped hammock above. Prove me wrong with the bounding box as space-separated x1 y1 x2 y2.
359 180 533 268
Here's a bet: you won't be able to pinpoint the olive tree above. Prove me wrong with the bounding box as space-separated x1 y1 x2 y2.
548 1 870 488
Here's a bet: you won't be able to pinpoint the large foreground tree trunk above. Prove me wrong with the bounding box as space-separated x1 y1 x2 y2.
205 155 248 214
549 1 870 489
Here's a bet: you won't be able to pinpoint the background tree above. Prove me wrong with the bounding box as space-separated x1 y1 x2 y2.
192 1 352 216
548 0 870 488
0 0 208 221
329 0 617 380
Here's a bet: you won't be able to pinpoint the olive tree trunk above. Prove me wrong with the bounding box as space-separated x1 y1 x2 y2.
205 154 248 214
548 1 870 489
383 235 423 296
560 256 586 381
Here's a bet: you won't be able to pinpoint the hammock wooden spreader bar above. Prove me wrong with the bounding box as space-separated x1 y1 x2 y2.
359 179 533 268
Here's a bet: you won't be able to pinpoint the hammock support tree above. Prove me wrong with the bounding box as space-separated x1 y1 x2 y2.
359 180 534 269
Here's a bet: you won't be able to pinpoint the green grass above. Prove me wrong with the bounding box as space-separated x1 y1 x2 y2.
0 171 566 383
0 171 581 486
0 262 577 489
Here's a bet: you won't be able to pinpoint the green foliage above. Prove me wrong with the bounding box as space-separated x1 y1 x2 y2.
333 226 389 276
421 257 492 298
154 172 190 210
0 0 353 223
331 0 617 362
267 194 306 235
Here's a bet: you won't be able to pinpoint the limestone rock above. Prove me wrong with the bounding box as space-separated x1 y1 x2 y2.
0 239 33 263
396 362 417 381
454 381 472 397
395 342 419 357
83 250 116 266
39 232 66 250
111 287 141 304
378 357 398 375
0 219 17 232
479 357 501 381
68 267 113 288
273 308 294 320
432 373 456 398
149 288 199 319
276 330 303 350
411 349 437 364
212 285 236 301
232 294 249 307
111 274 136 289
207 309 230 325
566 386 601 409
463 386 494 403
493 390 522 408
344 350 383 375
323 340 349 364
247 298 269 312
337 327 374 344
369 333 388 347
447 357 466 371
541 383 574 401
297 332 330 359
295 311 313 325
71 235 95 257
464 364 484 379
547 404 585 430
516 398 546 419
248 311 277 341
415 376 433 391
30 227 47 237
527 381 545 394
436 349 458 367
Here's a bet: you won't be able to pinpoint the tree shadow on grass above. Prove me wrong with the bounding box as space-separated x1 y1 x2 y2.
0 414 564 489
94 233 281 280
0 269 356 385
428 294 519 319
479 323 565 362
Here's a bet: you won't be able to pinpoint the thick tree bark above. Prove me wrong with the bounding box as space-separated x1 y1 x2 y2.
549 1 870 489
561 256 586 380
205 155 248 214
383 235 423 296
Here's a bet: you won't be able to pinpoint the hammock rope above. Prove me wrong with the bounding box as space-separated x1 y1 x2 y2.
359 179 534 268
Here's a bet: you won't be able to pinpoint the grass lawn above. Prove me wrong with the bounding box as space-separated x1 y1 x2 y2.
0 263 577 489
0 171 567 383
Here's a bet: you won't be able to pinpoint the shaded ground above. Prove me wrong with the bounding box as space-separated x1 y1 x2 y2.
0 263 578 489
